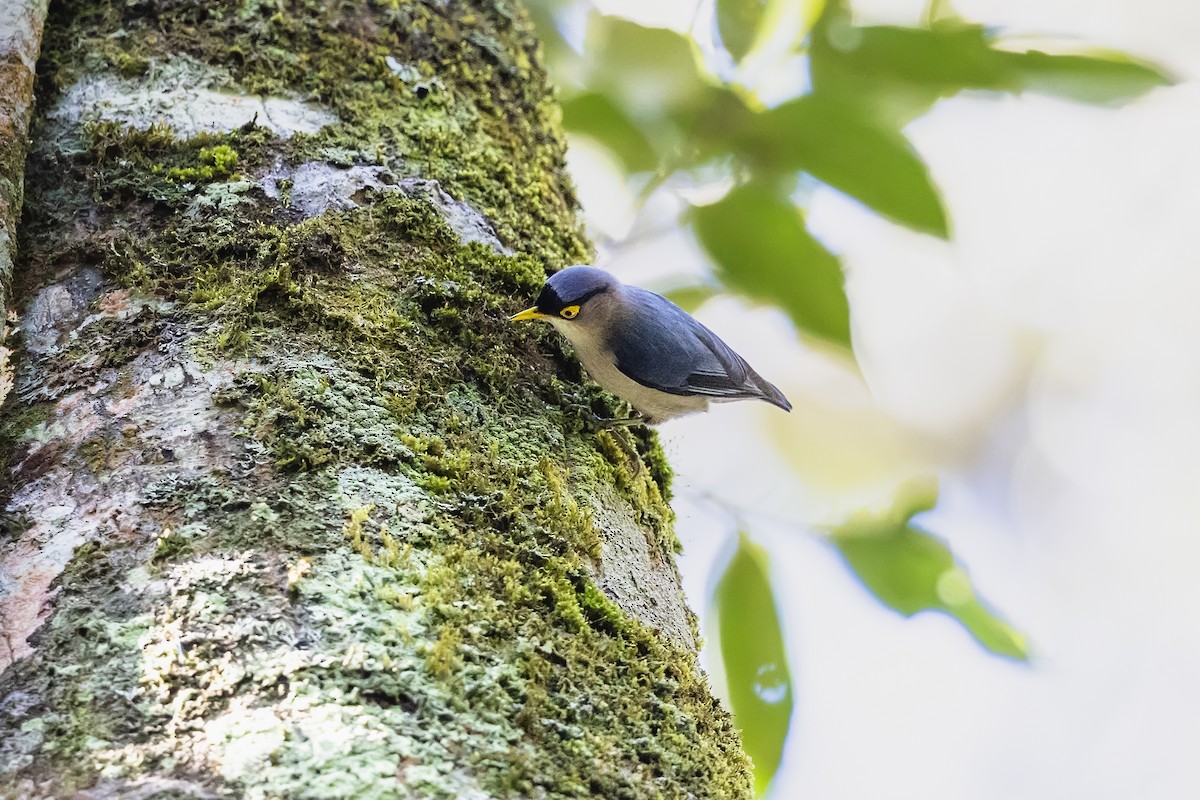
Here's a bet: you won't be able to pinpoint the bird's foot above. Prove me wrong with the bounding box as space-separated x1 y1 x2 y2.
594 413 647 429
565 403 647 430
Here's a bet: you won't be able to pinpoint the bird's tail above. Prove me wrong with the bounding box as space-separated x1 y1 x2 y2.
752 373 792 412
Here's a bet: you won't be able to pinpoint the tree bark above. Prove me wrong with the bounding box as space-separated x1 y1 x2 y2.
0 0 49 326
0 1 752 798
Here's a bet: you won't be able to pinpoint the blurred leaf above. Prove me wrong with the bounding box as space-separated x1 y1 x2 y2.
691 181 851 348
717 0 829 67
809 17 1008 125
581 16 754 171
714 533 793 796
561 92 659 172
584 15 712 119
830 480 1029 660
661 282 722 313
809 12 1172 126
521 0 582 77
798 0 831 46
678 87 759 165
999 48 1174 105
747 94 948 236
816 20 1011 91
716 0 770 63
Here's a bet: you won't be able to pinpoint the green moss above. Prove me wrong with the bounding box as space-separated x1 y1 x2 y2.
426 624 463 679
36 0 590 267
48 310 165 384
110 48 150 78
70 121 269 210
578 581 630 636
0 399 56 484
165 144 239 183
0 541 166 792
150 524 193 564
538 457 602 559
75 435 110 471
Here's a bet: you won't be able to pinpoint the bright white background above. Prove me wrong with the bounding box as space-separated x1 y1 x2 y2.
567 1 1200 797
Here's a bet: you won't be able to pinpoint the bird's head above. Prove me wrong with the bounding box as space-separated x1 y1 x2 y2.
509 266 618 332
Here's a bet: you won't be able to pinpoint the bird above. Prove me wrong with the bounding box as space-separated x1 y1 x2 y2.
510 265 792 425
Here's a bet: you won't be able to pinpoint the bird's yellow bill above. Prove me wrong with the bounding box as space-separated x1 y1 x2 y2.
510 306 550 322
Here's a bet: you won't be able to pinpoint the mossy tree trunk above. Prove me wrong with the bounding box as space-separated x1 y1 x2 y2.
0 0 50 325
0 1 752 798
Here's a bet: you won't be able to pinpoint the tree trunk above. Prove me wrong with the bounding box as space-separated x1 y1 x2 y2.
0 1 752 798
0 0 50 326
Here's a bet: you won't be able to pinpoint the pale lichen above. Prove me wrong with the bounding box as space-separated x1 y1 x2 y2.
258 163 511 254
47 55 339 139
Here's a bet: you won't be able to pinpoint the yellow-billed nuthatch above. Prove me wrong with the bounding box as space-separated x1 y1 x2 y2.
511 266 792 425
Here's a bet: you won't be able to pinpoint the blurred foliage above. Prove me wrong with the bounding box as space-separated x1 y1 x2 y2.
810 13 1174 126
716 0 771 62
529 0 1171 350
713 533 794 796
830 479 1028 659
662 281 722 313
523 0 1164 787
738 93 948 235
692 180 850 346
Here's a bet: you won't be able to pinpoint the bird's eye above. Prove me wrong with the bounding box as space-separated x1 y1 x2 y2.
560 305 580 319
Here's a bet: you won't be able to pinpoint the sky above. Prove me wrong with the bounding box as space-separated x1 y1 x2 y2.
569 1 1200 797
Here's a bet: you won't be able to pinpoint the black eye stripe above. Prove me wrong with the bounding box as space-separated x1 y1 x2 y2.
538 283 608 313
569 286 607 306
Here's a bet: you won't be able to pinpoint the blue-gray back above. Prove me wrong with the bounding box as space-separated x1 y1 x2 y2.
607 287 790 409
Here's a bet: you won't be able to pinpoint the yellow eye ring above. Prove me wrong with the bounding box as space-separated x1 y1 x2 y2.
560 305 580 319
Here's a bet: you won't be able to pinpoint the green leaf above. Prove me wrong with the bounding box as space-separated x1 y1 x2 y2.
661 282 722 313
830 480 1029 660
748 94 948 236
809 13 1173 125
815 20 1010 92
808 18 1000 124
580 16 755 171
522 0 581 76
716 0 770 63
714 533 793 796
691 181 851 348
584 15 712 119
999 48 1174 105
561 92 659 172
717 0 829 63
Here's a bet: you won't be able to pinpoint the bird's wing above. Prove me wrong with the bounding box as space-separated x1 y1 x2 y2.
608 290 784 405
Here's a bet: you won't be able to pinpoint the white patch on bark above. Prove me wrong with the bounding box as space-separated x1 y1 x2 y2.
260 163 389 217
336 466 435 531
48 56 338 139
0 0 48 70
383 57 444 98
18 268 104 356
384 57 420 82
416 180 513 256
65 777 220 799
588 485 696 652
260 163 512 254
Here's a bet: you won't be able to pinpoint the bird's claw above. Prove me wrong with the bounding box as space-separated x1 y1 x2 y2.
596 414 647 429
564 403 646 430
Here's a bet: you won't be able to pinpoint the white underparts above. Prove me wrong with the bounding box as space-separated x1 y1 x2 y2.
547 317 708 424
